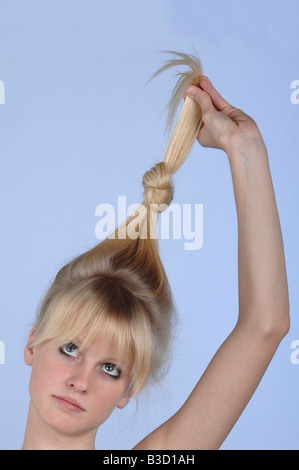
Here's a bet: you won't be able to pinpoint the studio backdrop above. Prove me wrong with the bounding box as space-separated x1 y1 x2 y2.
0 0 298 450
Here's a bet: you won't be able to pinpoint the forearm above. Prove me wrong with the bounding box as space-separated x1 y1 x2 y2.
227 142 290 333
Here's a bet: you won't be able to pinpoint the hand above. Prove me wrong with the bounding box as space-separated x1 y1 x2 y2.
185 76 267 156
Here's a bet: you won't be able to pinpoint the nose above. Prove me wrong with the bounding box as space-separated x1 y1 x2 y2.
66 364 92 393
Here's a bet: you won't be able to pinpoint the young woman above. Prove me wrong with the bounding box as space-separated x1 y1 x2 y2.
21 51 290 450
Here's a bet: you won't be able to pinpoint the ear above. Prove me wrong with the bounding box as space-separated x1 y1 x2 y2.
117 384 134 410
24 328 36 367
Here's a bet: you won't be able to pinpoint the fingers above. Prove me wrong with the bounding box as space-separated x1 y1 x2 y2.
186 76 235 116
185 84 216 121
198 76 232 111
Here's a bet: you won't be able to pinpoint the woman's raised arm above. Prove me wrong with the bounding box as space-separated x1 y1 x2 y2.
133 77 290 450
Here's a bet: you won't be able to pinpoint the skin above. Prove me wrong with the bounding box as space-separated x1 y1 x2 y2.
133 77 290 450
22 76 290 450
22 330 134 450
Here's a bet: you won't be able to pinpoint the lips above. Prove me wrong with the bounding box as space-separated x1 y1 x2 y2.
53 395 86 412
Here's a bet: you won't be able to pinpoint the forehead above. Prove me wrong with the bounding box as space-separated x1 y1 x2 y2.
86 335 131 363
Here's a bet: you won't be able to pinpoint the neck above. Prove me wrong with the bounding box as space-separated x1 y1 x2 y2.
21 401 96 450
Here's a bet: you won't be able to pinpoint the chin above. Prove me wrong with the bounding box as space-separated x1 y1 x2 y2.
33 399 90 436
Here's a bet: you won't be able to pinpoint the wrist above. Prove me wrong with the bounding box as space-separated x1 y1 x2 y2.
225 139 271 211
224 128 268 159
226 139 269 169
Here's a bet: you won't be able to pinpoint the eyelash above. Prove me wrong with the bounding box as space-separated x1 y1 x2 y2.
58 344 121 380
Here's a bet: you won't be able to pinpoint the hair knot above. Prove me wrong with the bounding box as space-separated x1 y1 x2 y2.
142 162 174 213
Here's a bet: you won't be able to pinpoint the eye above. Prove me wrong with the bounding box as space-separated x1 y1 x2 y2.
60 343 79 358
102 363 121 379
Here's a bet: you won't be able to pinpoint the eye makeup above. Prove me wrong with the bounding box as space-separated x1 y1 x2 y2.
58 342 122 379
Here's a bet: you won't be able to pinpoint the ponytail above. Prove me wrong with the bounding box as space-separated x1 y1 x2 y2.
32 50 204 397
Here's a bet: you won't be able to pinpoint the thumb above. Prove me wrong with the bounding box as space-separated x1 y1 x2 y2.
186 85 216 121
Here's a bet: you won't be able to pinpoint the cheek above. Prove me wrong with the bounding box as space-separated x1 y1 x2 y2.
89 382 126 417
29 353 65 399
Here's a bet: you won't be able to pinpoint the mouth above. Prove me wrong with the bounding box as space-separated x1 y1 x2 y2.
53 395 86 413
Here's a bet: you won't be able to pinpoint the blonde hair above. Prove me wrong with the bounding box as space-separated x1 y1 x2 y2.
30 50 203 398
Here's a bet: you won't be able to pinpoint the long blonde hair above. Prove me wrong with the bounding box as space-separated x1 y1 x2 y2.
30 50 203 398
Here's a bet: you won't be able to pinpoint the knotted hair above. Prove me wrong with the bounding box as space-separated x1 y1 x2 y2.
30 50 203 399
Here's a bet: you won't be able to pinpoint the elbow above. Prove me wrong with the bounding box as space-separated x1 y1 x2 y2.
273 298 291 339
240 304 290 342
259 307 290 341
277 312 290 338
280 306 291 337
269 318 290 341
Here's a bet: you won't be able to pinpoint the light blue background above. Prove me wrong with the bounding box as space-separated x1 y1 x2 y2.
0 0 298 450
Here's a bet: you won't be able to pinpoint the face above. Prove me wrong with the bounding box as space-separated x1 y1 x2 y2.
24 329 134 439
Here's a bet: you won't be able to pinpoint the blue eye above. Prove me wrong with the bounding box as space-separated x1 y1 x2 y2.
60 343 79 358
59 345 121 379
102 363 121 379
